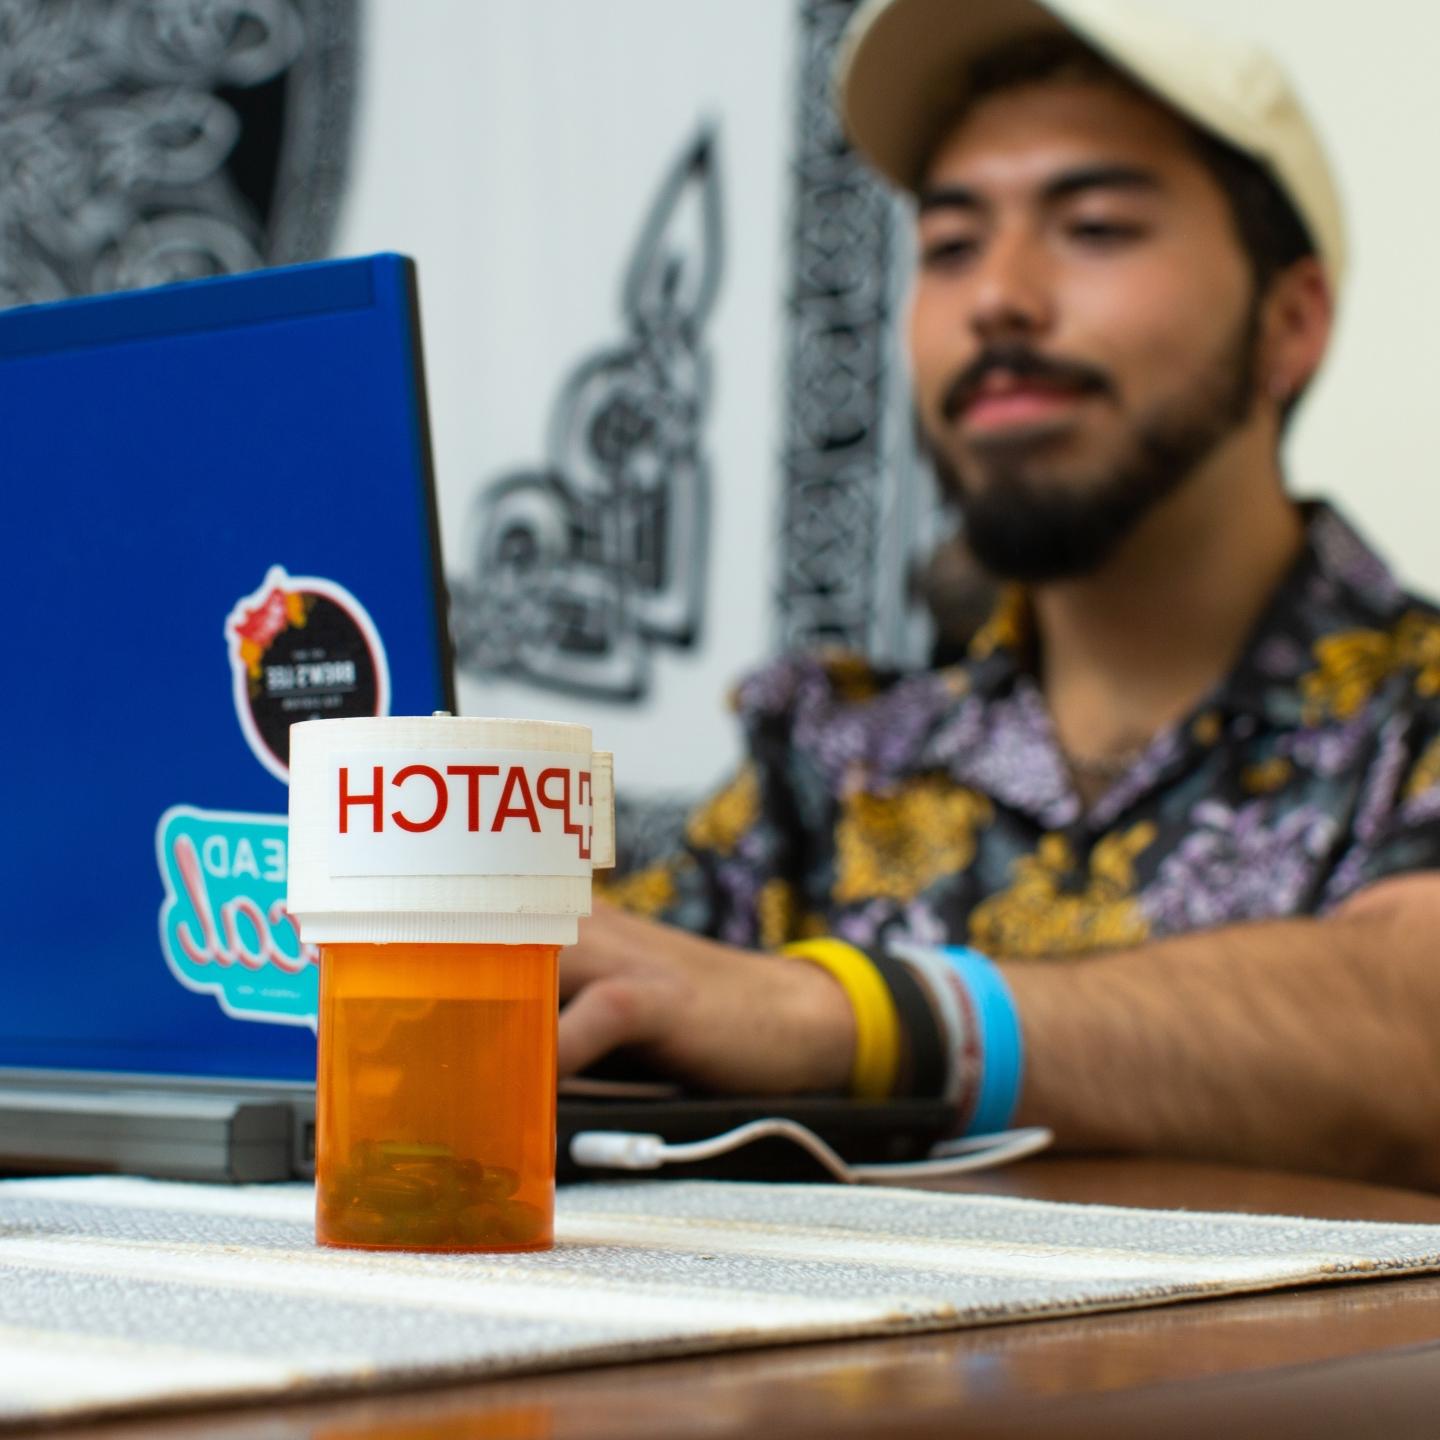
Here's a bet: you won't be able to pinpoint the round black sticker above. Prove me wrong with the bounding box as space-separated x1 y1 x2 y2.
227 568 390 783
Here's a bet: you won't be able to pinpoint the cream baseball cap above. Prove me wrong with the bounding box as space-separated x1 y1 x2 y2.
836 0 1346 288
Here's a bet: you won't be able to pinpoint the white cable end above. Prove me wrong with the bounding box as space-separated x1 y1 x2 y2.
569 1130 667 1170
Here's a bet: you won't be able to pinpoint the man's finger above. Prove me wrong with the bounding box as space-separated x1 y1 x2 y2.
558 908 667 998
557 977 660 1078
559 944 637 1000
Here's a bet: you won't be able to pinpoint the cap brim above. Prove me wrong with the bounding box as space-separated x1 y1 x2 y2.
836 0 1345 289
837 0 1066 192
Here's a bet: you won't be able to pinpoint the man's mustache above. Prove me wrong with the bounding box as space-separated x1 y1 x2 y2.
940 345 1115 424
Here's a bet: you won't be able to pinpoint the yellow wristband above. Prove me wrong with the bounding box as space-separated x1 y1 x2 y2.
782 938 901 1101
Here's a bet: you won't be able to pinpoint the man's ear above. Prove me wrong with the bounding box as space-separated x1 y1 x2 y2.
1259 256 1333 411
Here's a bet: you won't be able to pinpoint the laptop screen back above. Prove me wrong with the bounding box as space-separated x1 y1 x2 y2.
2 254 452 1085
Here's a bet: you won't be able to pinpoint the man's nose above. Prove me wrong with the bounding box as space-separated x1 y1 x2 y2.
967 229 1055 344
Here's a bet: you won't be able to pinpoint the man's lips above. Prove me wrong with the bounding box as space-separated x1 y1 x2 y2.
959 383 1090 434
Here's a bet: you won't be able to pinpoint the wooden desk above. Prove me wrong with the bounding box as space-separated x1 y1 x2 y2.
47 1160 1440 1440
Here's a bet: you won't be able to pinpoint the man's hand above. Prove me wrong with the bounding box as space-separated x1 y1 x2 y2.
559 902 856 1095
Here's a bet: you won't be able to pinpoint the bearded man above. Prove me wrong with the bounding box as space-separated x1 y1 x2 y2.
558 0 1440 1189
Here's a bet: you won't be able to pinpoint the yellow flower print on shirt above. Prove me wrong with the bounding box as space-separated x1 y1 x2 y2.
1301 612 1440 722
1241 757 1293 794
1405 612 1440 698
685 765 761 856
834 779 993 904
819 650 885 702
969 822 1156 958
595 860 681 917
968 586 1030 661
1404 735 1440 804
1191 710 1223 747
756 878 826 948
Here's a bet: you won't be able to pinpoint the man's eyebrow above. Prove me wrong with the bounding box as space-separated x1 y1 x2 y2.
1042 164 1163 204
917 184 984 216
916 165 1164 216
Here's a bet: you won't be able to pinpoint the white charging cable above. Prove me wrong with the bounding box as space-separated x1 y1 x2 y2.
569 1120 1052 1183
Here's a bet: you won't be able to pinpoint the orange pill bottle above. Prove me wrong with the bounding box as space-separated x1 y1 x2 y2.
287 715 613 1254
314 941 559 1250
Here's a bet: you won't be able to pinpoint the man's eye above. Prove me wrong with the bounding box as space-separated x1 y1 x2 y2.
920 236 979 269
1067 220 1145 247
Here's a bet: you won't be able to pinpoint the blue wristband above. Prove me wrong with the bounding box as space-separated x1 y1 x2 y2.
942 945 1024 1136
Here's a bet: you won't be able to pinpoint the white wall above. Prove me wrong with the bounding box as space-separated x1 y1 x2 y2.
1154 0 1440 593
333 0 1440 802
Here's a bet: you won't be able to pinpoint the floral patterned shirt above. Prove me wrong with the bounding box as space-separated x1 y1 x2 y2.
608 503 1440 961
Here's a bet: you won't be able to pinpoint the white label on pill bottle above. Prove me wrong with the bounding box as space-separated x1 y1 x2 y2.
325 749 594 878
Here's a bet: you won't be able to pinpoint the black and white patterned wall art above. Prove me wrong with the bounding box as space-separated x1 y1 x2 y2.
0 0 356 304
776 0 903 657
449 126 723 704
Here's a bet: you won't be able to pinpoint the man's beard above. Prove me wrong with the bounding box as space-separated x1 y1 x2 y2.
927 313 1260 585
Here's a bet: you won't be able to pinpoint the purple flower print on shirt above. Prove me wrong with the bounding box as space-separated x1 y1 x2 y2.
1142 799 1339 933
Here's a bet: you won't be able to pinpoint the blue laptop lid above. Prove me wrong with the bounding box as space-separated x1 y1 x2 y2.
2 254 453 1084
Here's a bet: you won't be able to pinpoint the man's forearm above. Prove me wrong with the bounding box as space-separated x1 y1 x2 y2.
1000 888 1440 1188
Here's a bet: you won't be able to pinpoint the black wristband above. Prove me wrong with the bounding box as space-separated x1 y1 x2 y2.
866 947 947 1098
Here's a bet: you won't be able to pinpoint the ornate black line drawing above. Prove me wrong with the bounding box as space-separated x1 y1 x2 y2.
450 125 723 703
0 0 357 307
775 0 904 655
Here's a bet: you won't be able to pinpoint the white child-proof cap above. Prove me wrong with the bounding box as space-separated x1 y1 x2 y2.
287 715 615 947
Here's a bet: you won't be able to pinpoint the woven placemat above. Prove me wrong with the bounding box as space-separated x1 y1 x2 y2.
4 1175 1440 1426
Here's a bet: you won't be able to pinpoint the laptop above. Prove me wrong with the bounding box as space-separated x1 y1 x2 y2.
0 254 955 1185
0 254 453 1180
